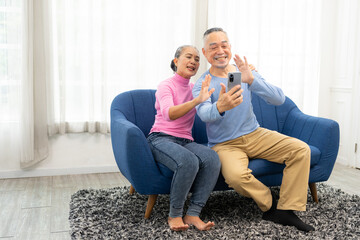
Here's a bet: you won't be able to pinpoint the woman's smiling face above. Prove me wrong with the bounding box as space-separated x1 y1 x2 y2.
173 47 200 79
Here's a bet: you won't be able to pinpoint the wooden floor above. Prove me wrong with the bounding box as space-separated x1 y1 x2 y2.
0 163 359 239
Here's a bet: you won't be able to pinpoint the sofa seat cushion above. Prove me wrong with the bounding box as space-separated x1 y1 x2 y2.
249 145 321 177
308 145 321 165
157 162 174 178
156 144 321 179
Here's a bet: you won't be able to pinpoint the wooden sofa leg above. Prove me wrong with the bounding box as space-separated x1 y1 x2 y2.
129 185 135 195
144 194 158 219
309 182 319 203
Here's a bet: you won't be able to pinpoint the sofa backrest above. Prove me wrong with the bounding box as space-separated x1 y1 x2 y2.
252 93 298 134
111 89 297 141
111 89 156 136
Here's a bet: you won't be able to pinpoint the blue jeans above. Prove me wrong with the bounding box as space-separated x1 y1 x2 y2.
147 132 221 218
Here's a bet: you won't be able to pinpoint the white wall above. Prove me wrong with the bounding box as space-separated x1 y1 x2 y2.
0 133 118 179
318 0 337 119
318 0 360 167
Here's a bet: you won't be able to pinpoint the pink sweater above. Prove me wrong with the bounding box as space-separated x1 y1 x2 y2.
149 73 195 141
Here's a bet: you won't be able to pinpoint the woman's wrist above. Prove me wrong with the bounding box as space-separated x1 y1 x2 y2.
193 96 202 106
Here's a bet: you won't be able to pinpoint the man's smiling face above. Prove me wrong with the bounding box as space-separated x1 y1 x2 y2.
202 31 232 69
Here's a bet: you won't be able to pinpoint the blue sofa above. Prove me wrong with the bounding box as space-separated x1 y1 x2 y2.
110 89 340 218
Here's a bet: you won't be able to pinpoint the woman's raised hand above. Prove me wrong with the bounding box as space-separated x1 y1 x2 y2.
197 74 215 104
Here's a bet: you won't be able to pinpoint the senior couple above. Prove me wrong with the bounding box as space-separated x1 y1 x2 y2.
147 28 314 232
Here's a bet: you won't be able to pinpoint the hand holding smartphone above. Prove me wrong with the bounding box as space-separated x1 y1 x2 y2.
227 72 242 95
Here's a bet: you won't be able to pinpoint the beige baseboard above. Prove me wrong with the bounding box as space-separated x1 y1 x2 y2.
0 165 119 179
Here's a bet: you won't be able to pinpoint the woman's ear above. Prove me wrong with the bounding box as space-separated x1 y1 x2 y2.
173 58 178 67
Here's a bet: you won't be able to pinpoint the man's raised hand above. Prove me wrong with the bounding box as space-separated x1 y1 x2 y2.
234 54 255 85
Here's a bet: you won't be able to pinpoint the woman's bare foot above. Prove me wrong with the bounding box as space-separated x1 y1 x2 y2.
168 217 189 231
183 215 215 231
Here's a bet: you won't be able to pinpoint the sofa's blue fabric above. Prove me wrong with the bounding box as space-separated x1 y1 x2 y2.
111 89 340 195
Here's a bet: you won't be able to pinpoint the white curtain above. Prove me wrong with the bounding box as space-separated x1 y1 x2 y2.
0 0 48 169
45 0 324 134
47 0 198 135
208 0 322 115
0 0 22 167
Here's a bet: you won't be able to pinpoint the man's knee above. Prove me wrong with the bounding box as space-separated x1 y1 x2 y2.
297 141 311 159
223 168 253 187
296 139 310 150
286 140 311 166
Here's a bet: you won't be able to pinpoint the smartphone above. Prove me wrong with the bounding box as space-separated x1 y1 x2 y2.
227 72 242 94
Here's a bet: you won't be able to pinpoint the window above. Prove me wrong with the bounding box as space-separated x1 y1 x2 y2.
48 0 198 134
0 0 23 164
0 0 22 123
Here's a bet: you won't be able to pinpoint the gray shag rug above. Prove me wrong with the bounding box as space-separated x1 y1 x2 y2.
69 183 360 239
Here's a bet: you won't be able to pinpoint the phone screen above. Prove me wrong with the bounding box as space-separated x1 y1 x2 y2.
227 72 242 93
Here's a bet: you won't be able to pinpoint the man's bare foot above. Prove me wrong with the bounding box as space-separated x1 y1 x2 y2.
168 217 189 231
183 215 215 231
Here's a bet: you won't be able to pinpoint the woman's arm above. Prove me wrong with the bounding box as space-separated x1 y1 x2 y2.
169 75 214 120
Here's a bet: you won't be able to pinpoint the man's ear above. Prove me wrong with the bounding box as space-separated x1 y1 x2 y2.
202 48 206 56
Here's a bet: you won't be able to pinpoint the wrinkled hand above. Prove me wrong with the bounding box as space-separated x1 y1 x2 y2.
216 83 243 114
234 54 255 85
196 74 215 104
249 64 257 72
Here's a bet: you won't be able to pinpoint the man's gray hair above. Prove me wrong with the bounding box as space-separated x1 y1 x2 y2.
203 27 227 40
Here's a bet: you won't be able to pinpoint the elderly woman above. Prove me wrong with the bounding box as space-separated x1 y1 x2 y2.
147 45 220 231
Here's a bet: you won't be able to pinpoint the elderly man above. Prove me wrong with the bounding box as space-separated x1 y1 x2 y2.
192 27 314 232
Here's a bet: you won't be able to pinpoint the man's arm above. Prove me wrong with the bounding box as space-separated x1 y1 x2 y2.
249 72 285 106
234 55 285 106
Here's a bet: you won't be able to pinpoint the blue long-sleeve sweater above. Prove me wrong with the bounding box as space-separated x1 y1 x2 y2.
192 69 285 147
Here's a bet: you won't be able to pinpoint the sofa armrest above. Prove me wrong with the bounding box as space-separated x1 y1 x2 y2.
282 108 340 182
111 116 169 194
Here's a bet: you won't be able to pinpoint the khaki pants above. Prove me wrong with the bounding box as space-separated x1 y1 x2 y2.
212 127 310 212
